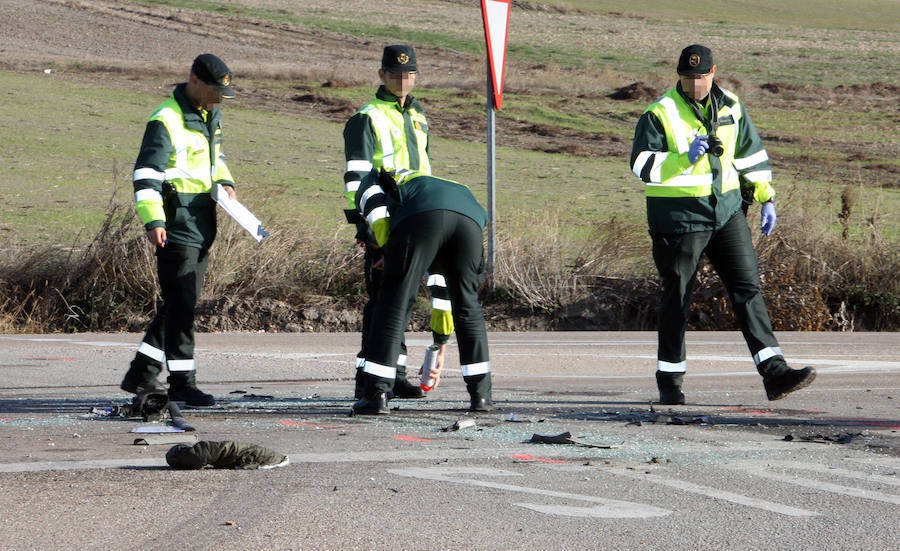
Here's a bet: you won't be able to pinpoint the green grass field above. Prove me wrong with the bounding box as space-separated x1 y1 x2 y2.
0 72 643 250
1 0 897 259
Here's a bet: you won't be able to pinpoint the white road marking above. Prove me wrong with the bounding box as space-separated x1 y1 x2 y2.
546 464 817 517
750 460 900 487
845 457 900 469
493 351 900 371
206 351 348 360
390 466 671 519
513 502 664 518
0 337 76 342
0 458 165 472
728 463 900 506
0 448 540 472
71 341 131 347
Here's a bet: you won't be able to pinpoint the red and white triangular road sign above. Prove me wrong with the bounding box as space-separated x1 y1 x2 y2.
481 0 510 109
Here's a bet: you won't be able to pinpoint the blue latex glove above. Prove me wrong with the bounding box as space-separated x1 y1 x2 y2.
761 202 777 236
688 135 708 164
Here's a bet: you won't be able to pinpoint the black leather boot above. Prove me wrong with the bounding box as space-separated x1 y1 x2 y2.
758 357 816 400
655 371 685 405
167 373 215 407
351 371 391 415
464 373 493 411
392 373 425 399
351 392 390 415
354 367 364 399
763 366 816 400
120 358 164 394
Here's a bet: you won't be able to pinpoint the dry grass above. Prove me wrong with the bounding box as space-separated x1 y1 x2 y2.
494 212 651 313
755 193 900 331
1 188 897 333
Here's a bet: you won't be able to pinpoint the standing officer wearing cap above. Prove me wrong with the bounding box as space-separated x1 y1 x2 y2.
120 53 239 407
630 44 816 404
342 45 455 402
352 168 492 414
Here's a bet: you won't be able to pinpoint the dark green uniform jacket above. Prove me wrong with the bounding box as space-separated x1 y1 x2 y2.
355 169 486 247
342 86 430 242
631 82 773 235
133 83 234 249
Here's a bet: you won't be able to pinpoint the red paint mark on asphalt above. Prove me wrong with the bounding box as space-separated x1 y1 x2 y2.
511 454 567 464
23 356 75 361
394 435 432 442
280 420 341 430
719 407 777 415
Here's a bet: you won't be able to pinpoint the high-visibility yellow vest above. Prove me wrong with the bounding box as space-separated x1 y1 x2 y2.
643 88 741 199
358 99 430 175
134 96 233 226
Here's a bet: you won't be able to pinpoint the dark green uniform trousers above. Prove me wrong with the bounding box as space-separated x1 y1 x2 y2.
360 210 490 399
358 244 386 365
651 211 784 381
129 243 209 387
356 246 450 384
355 244 414 395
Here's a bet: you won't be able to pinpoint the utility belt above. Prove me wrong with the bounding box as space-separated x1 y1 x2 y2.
162 182 214 207
162 183 215 229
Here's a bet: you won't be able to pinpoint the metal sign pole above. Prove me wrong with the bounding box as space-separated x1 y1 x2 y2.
486 64 496 291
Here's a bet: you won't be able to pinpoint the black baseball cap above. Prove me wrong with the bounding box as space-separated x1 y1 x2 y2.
381 45 417 73
677 44 714 75
191 53 235 98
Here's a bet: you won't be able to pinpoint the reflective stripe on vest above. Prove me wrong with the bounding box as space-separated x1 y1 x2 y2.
359 103 431 175
151 106 214 192
646 89 743 198
361 106 396 170
657 96 690 154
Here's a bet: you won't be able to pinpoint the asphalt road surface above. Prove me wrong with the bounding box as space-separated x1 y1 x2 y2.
1 331 898 550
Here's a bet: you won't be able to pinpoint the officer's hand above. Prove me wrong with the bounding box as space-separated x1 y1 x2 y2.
147 227 167 247
372 256 384 270
688 135 709 164
429 344 447 389
761 202 777 236
223 185 236 201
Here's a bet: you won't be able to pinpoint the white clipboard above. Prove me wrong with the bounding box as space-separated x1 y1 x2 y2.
213 184 269 243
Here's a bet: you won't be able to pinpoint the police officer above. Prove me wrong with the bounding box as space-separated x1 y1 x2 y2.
352 169 492 415
630 44 816 404
120 53 238 407
342 45 454 400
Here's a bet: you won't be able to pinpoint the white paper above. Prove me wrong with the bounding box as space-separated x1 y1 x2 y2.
213 184 268 242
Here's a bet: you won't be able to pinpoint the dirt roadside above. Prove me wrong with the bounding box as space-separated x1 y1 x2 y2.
3 0 896 172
